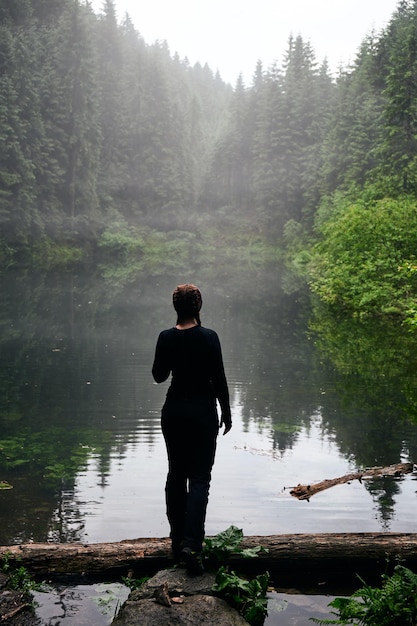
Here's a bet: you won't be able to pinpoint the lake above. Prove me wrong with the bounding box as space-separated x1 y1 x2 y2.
1 264 417 549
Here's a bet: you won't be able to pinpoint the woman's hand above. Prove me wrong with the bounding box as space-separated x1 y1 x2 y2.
220 414 232 435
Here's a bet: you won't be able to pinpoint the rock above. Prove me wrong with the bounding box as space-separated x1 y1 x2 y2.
131 568 216 601
112 594 249 625
112 568 250 626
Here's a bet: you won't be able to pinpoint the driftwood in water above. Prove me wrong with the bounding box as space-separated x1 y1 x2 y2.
290 462 414 501
2 533 417 588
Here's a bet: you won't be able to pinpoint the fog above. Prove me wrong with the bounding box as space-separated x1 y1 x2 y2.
91 0 399 84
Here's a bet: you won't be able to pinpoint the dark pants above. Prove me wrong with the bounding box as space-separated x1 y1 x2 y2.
161 397 218 553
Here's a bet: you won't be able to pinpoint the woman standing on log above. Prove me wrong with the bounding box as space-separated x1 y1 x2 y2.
152 284 232 575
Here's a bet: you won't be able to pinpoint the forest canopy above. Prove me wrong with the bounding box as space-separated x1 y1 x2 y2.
1 0 417 323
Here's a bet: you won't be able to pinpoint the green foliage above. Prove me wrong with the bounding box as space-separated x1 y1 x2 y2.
204 527 269 625
121 575 150 591
203 525 268 561
98 225 145 262
311 565 417 625
213 566 269 626
1 553 45 594
309 194 417 322
31 237 85 267
203 529 270 624
0 240 16 268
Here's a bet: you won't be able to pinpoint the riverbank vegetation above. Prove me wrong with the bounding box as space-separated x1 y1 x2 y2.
1 0 417 319
312 565 417 625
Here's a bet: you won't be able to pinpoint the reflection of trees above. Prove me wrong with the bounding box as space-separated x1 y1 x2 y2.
221 277 323 455
0 476 58 545
48 488 86 543
311 303 417 419
0 268 164 544
3 265 417 542
366 477 399 530
311 302 417 527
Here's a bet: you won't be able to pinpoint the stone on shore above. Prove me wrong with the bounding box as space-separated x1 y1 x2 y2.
111 567 249 625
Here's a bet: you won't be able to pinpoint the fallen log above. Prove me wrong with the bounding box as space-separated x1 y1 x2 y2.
290 462 414 500
2 533 417 589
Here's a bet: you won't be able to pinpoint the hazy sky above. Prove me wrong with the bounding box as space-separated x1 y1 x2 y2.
92 0 400 84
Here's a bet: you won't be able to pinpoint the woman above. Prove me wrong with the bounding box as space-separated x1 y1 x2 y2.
152 284 232 575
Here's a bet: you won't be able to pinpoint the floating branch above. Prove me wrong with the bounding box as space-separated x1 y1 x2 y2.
290 462 414 501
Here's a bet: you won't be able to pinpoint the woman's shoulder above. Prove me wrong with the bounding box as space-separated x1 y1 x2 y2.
198 326 220 342
157 327 177 339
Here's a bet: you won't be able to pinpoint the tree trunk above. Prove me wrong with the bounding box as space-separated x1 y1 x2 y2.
2 533 417 589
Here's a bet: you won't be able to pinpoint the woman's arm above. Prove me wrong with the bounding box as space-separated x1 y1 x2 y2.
211 333 232 434
152 332 171 383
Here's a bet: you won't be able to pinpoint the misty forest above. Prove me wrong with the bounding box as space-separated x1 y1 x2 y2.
0 0 416 307
3 0 417 562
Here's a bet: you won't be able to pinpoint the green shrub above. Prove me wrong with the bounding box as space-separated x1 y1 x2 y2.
311 565 417 625
310 194 417 322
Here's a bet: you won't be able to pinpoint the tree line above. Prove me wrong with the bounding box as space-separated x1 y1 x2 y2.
0 0 231 253
1 0 417 315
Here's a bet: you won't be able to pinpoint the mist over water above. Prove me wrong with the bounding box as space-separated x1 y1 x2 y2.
1 266 417 546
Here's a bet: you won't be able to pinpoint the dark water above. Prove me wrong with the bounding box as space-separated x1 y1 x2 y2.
1 266 417 546
31 583 339 625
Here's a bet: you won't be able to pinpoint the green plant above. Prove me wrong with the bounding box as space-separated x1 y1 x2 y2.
1 553 45 594
204 527 270 625
311 565 417 625
309 194 417 323
203 525 268 561
213 566 269 626
121 575 150 591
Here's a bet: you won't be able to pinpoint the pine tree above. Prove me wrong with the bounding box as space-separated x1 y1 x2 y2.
0 22 43 244
320 35 384 196
251 61 285 235
39 1 100 238
94 0 125 208
301 59 335 225
0 0 32 26
251 36 328 237
376 0 417 192
202 74 253 217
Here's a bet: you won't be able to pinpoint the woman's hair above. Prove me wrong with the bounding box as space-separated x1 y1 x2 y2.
172 284 202 326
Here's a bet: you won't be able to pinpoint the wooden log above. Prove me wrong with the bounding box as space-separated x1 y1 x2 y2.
290 462 414 500
2 533 417 589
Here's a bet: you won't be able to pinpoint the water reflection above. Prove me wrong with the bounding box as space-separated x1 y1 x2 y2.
0 268 417 545
310 301 417 528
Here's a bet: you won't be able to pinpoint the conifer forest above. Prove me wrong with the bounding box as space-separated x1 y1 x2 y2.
1 0 417 324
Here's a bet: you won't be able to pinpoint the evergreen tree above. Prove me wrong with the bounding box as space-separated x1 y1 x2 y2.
0 22 42 244
114 13 147 221
320 35 384 197
278 36 321 226
375 0 417 193
39 1 100 238
252 36 330 237
130 41 199 228
0 0 32 26
251 61 285 234
94 0 125 209
301 59 335 225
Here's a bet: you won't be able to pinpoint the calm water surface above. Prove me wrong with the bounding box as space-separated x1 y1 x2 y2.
1 267 417 548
